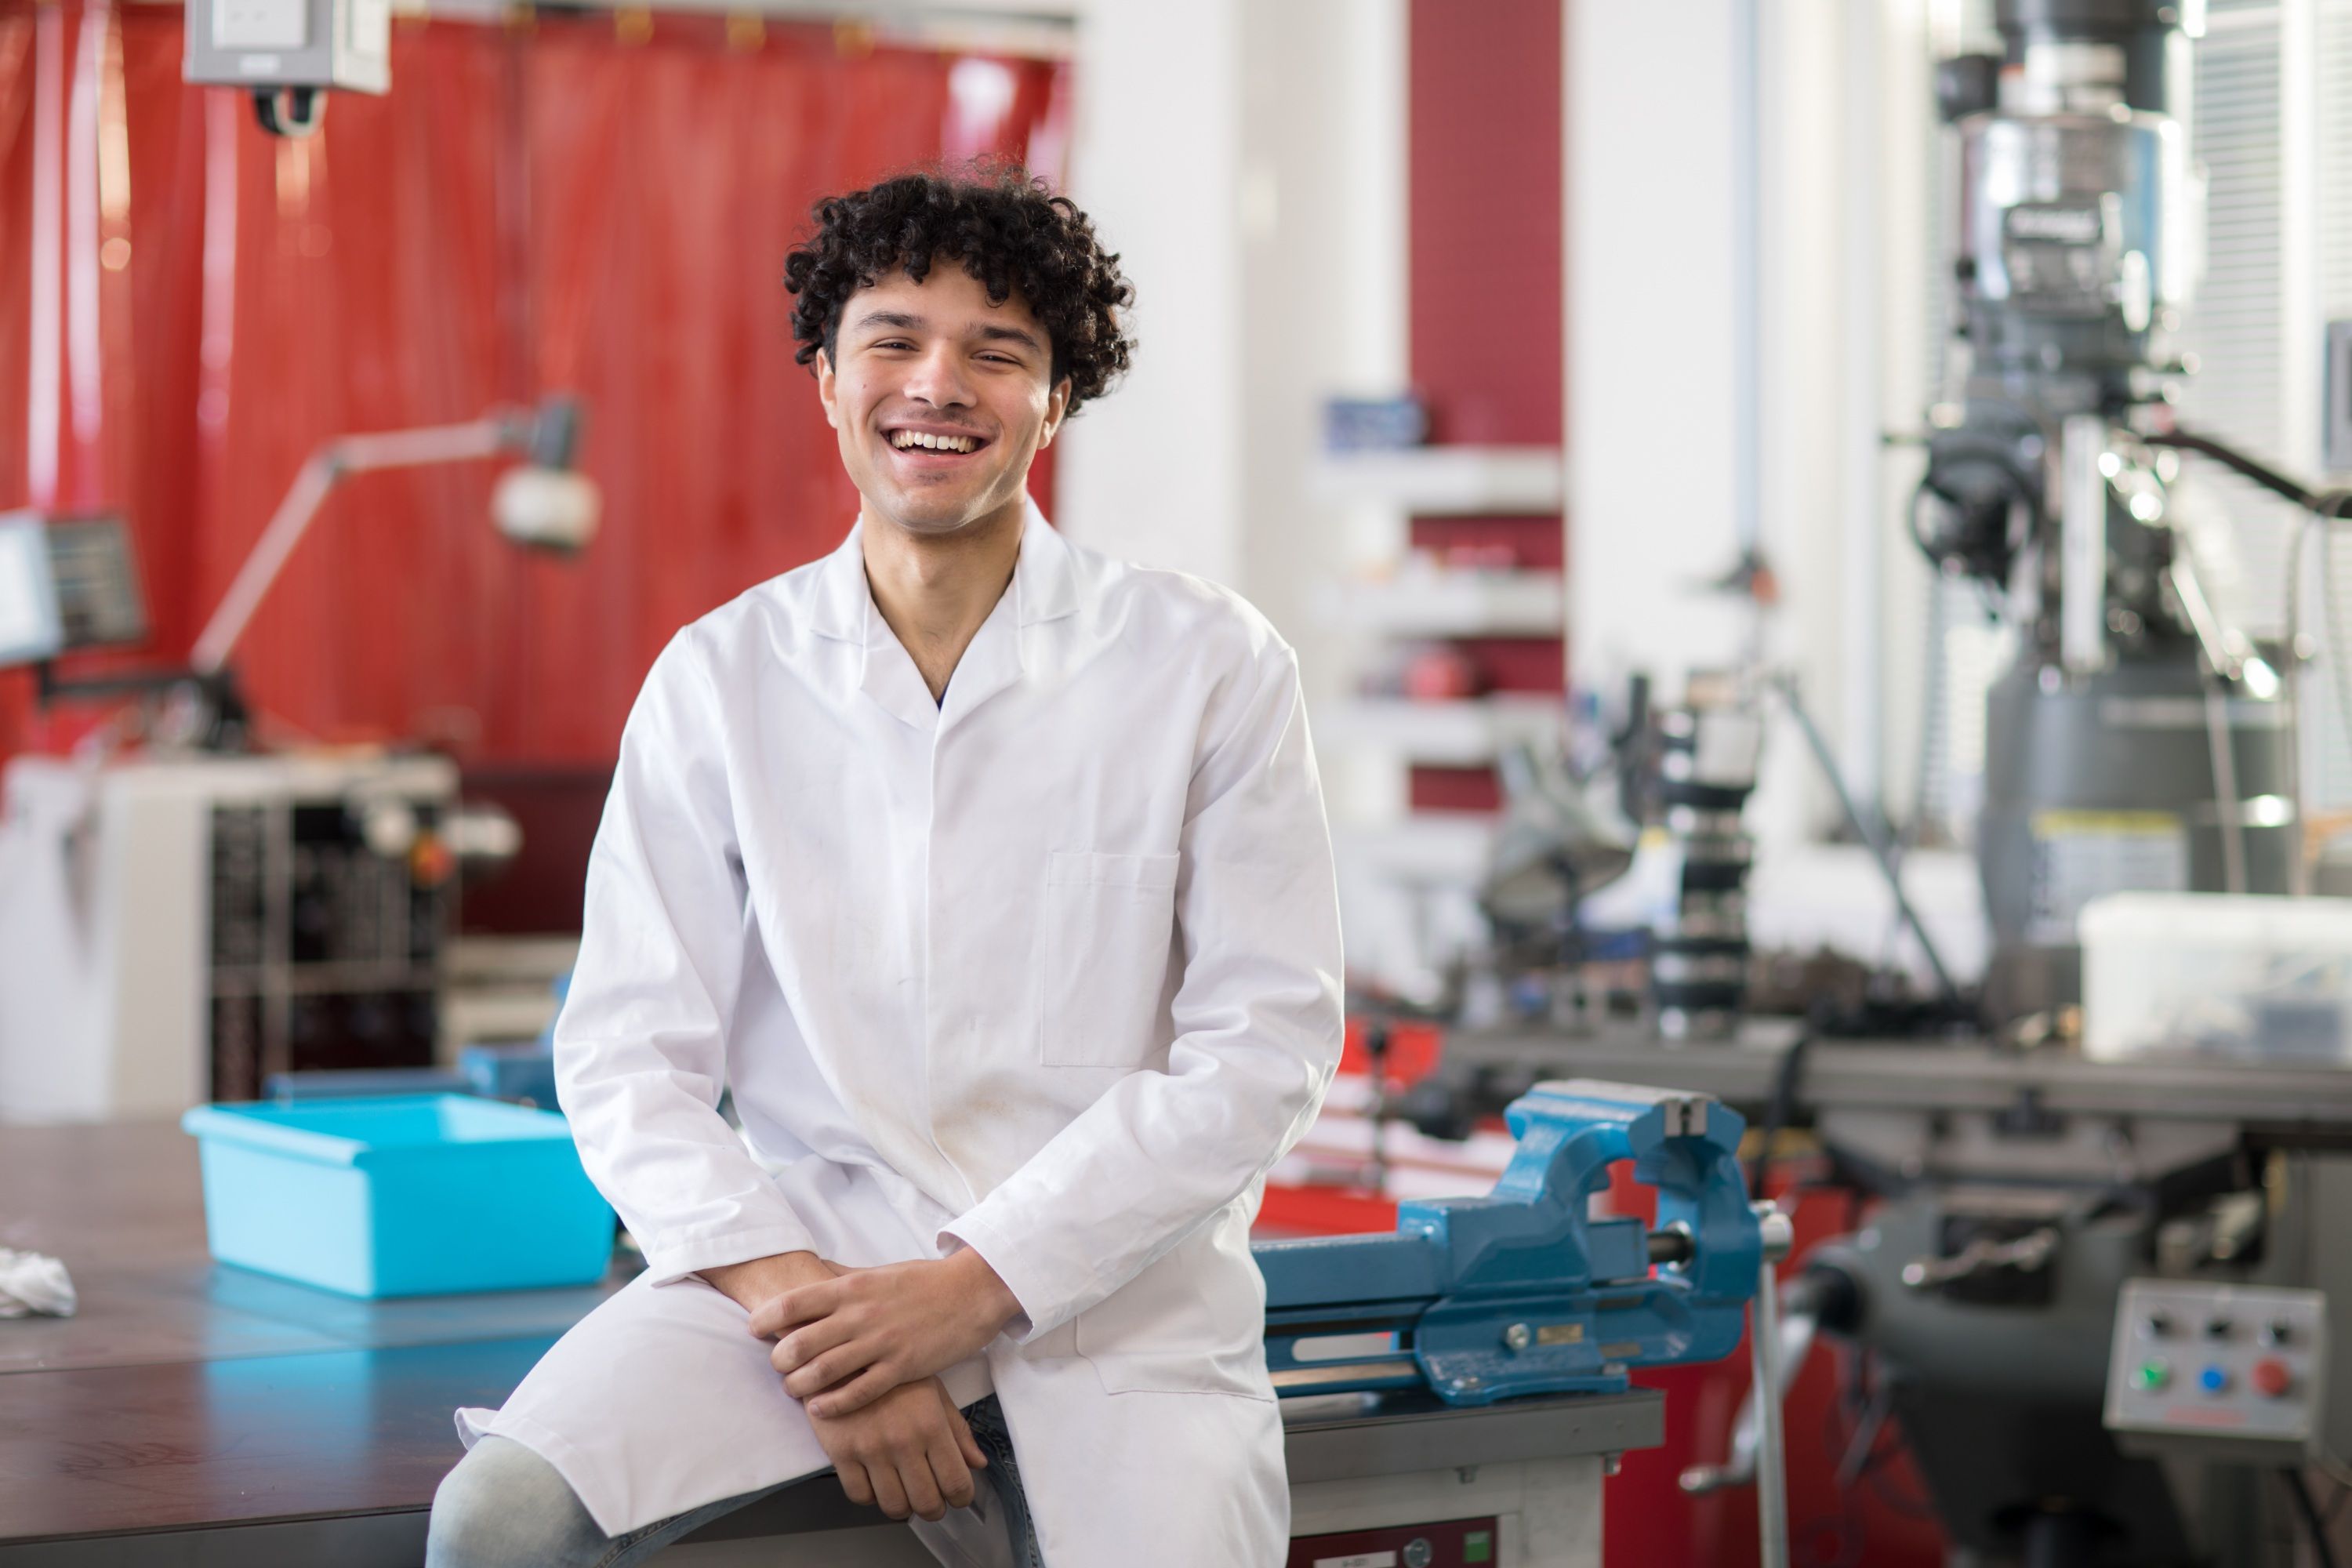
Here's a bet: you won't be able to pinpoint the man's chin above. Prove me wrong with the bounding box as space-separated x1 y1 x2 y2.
869 490 1021 539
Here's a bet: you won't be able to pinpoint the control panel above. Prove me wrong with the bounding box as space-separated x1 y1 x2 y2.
1288 1516 1498 1568
2104 1279 2328 1465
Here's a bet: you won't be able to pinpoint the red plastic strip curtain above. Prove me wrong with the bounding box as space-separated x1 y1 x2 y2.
0 5 1069 764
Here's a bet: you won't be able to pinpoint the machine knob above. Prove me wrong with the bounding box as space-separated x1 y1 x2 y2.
1402 1539 1434 1568
2205 1317 2233 1341
2131 1360 2171 1392
2262 1319 2295 1348
2252 1358 2293 1399
2141 1310 2173 1339
2199 1365 2230 1395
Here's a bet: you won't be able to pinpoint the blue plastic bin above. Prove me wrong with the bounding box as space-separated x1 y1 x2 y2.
458 1041 562 1109
180 1094 615 1298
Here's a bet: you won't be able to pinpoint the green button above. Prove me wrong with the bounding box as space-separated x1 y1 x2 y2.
2133 1360 2170 1391
1465 1531 1494 1564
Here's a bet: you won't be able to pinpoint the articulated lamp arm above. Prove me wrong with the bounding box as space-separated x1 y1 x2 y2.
189 400 590 677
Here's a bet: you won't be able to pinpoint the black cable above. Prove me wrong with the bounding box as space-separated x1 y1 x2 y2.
1820 1343 1935 1521
2283 1468 2341 1568
2145 428 2352 517
1748 1029 1813 1200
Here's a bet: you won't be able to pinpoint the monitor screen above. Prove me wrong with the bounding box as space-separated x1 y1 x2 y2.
0 513 64 667
47 517 148 651
0 513 146 670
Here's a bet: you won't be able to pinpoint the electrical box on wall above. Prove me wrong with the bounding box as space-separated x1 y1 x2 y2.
184 0 390 136
2328 321 2352 475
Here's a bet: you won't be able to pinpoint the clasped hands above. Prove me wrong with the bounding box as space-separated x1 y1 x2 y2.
747 1249 1020 1418
724 1249 1022 1524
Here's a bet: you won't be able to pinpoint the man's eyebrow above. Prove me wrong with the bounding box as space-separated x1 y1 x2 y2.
849 310 926 335
972 323 1045 351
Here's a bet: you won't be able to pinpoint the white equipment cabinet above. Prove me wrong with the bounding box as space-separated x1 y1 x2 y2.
0 750 457 1122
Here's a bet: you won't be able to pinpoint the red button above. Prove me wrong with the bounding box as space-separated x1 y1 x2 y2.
2251 1358 2293 1399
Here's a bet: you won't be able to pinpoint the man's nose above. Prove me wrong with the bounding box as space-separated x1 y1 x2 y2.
900 344 975 408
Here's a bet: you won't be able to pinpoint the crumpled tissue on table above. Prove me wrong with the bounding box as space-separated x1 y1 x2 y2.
0 1248 76 1317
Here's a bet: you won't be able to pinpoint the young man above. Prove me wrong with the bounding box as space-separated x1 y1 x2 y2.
425 170 1343 1566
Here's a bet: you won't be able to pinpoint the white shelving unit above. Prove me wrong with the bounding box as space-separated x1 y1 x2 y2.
1319 694 1565 767
1309 445 1565 516
1319 569 1565 638
1309 443 1569 1000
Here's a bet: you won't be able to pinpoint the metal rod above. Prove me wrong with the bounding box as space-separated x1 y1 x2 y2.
2201 677 2249 897
1772 673 1962 1002
1268 1359 1421 1394
1730 0 1761 557
1751 1214 1791 1568
2060 414 2110 675
189 416 517 674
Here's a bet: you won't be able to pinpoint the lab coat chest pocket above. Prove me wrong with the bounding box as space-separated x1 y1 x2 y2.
1040 849 1180 1069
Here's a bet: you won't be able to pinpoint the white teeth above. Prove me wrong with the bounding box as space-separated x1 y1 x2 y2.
890 431 977 452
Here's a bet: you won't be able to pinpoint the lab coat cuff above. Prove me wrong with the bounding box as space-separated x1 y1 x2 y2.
935 1214 1065 1345
638 1221 824 1288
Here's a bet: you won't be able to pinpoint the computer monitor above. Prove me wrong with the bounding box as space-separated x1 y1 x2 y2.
0 512 148 669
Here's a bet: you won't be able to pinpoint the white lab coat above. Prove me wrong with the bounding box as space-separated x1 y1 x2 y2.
456 503 1344 1565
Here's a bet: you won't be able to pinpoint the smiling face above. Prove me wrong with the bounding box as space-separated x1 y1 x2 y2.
816 265 1071 542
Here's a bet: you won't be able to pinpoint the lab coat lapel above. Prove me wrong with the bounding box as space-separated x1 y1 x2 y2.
938 595 1021 728
860 621 943 735
936 502 1079 730
805 522 938 734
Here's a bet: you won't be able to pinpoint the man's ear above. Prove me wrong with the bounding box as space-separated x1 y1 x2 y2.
815 347 840 430
1037 377 1073 450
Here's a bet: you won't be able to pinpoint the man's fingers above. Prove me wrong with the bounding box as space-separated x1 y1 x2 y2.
898 1454 949 1523
771 1315 860 1378
833 1461 875 1509
747 1279 844 1340
781 1343 880 1399
927 1427 978 1511
807 1363 898 1421
866 1461 911 1521
946 1399 989 1471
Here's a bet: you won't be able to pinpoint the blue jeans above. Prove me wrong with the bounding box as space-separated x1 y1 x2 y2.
426 1396 1044 1567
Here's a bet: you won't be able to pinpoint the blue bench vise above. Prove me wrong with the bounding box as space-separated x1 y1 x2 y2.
1254 1080 1762 1406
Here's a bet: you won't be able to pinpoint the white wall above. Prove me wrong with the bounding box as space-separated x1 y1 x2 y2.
1569 0 1943 852
1234 0 1407 704
1054 0 1247 587
1563 1 1748 719
1054 0 1408 710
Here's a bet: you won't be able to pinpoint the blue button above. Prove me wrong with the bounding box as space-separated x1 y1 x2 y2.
2200 1365 2230 1394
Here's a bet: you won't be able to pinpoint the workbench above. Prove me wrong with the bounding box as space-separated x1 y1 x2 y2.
0 1122 1660 1566
1443 1022 2352 1145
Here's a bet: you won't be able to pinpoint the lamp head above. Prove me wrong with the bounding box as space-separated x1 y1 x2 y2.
492 395 601 555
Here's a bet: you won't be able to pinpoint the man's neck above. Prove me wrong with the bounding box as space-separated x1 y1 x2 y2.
859 499 1026 702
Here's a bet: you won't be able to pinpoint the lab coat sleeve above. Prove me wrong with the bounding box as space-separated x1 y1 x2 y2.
555 630 822 1285
939 630 1345 1339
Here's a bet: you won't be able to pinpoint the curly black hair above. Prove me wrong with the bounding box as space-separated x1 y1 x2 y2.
782 166 1137 415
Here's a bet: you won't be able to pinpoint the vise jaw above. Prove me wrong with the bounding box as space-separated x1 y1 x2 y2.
1256 1080 1761 1406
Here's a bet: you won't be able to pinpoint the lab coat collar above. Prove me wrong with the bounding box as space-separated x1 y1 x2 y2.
1009 498 1079 628
811 499 1077 732
805 499 1076 642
